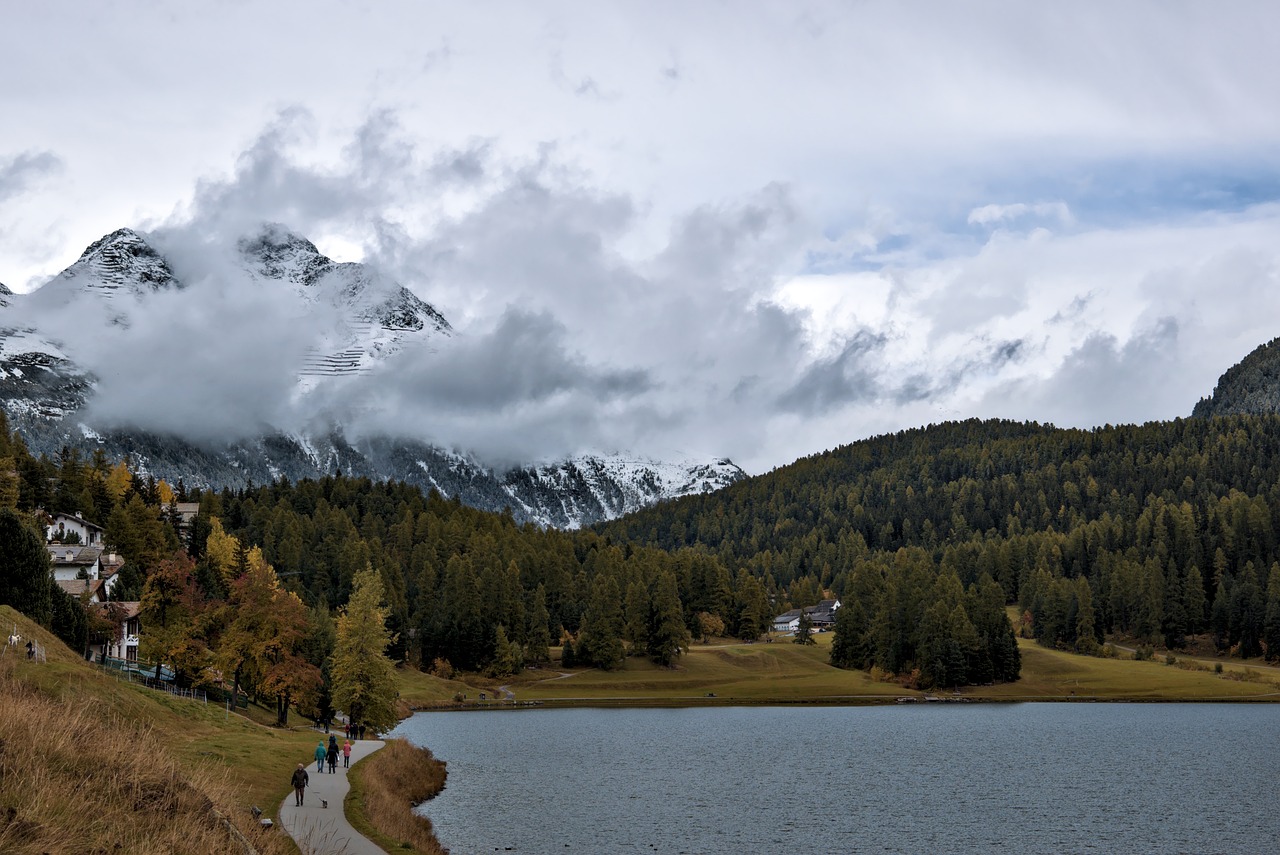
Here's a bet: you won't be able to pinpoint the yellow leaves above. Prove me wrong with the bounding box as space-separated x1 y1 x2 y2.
205 518 239 584
105 461 132 502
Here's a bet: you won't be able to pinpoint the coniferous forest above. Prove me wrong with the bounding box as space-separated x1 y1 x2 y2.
11 408 1280 697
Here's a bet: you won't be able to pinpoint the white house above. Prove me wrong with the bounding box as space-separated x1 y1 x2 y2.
93 602 142 663
772 599 843 634
48 544 103 582
46 512 105 546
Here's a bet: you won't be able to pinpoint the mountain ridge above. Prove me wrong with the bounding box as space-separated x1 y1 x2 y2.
0 225 743 527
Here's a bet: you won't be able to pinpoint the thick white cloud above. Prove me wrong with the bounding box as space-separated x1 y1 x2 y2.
2 2 1279 471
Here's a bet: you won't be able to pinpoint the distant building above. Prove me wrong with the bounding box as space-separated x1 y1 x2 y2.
55 577 107 604
93 602 142 663
772 599 842 633
46 512 105 546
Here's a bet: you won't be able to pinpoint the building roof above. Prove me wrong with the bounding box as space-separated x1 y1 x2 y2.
56 578 105 600
47 545 104 566
48 512 105 532
96 601 142 621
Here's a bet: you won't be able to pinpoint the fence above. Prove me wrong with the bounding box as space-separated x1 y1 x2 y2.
96 657 207 704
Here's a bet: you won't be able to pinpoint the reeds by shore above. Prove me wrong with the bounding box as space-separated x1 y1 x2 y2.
346 738 448 854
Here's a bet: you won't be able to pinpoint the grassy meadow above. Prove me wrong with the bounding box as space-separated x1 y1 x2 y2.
394 630 1280 708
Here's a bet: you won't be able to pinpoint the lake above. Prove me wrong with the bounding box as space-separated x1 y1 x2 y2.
390 704 1280 855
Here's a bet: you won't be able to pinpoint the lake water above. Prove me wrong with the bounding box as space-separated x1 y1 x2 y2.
390 704 1280 855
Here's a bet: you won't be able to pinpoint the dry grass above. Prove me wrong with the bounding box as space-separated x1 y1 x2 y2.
345 738 447 854
0 656 295 855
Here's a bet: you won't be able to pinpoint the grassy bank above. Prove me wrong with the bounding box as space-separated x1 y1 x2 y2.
0 606 322 854
346 739 448 854
395 631 1280 708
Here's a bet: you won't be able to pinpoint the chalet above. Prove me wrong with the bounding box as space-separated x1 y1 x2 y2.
47 544 123 597
48 544 103 582
55 577 107 604
174 502 200 532
772 599 842 634
46 512 105 546
93 602 142 663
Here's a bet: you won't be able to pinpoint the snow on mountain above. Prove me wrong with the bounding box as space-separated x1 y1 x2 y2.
0 225 745 527
500 455 746 528
24 228 182 319
235 223 452 384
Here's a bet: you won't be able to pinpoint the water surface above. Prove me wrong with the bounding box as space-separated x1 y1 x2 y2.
391 704 1280 854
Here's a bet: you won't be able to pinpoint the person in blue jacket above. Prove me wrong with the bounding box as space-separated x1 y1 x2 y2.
314 740 327 773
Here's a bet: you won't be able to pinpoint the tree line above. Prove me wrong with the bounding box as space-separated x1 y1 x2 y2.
601 415 1280 670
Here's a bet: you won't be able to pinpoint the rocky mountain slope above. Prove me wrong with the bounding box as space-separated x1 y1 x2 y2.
0 226 743 527
1192 337 1280 418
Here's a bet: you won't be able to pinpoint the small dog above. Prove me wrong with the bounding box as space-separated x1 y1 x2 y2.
320 799 328 809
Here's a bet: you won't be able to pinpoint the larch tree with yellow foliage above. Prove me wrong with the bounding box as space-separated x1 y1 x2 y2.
329 567 399 735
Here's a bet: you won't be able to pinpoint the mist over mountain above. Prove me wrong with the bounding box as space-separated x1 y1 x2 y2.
0 225 742 526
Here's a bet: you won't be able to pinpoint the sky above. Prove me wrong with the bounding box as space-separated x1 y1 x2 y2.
3 1 1280 473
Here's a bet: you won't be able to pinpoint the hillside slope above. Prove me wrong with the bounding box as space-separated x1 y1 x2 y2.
1192 336 1280 417
0 605 311 855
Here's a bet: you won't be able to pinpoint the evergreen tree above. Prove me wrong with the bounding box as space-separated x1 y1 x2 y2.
525 584 552 665
623 579 651 656
576 573 625 670
329 567 400 734
830 598 872 669
647 570 690 666
0 509 52 625
793 609 816 645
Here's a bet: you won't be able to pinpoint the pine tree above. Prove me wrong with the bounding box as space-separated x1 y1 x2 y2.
830 599 872 669
576 574 625 670
624 579 651 656
0 509 52 625
525 584 552 664
330 567 400 735
647 570 690 666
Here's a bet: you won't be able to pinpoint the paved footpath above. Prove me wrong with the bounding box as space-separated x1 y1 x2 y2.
279 737 387 855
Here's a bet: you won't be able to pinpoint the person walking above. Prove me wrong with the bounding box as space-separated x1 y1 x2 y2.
327 739 339 774
291 763 309 806
314 740 327 773
342 739 352 768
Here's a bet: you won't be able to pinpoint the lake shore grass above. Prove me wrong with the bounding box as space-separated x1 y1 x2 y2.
345 739 448 854
395 630 1280 709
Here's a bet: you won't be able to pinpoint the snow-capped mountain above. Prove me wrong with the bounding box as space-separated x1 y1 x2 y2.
0 226 744 527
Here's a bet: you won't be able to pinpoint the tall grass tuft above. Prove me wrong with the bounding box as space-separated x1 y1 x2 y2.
347 738 447 854
0 655 293 855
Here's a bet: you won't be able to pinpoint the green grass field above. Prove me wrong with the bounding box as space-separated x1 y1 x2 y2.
396 630 1280 707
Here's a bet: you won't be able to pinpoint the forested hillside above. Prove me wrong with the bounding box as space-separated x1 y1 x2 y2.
601 416 1280 673
1193 337 1280 417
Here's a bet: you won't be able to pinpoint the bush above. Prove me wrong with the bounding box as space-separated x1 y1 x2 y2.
1215 662 1224 674
1133 645 1154 661
1165 654 1177 666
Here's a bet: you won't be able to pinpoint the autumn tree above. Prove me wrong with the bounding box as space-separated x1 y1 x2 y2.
139 553 211 684
330 566 400 734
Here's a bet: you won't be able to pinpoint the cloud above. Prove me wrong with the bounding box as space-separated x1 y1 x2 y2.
967 202 1072 228
0 150 63 203
776 331 887 416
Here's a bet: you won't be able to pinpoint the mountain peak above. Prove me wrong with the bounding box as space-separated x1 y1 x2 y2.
237 222 332 286
47 228 181 302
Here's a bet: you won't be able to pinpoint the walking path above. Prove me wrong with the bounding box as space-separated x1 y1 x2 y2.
278 737 387 855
